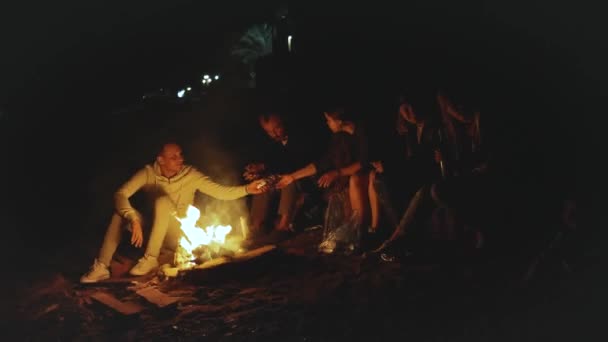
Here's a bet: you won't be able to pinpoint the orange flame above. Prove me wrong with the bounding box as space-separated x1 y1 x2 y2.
174 205 235 269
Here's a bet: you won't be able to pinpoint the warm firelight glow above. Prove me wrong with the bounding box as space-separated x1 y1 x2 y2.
175 205 235 269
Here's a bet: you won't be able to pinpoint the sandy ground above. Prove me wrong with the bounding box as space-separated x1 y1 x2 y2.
11 226 601 342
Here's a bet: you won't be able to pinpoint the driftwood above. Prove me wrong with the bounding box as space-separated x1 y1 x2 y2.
90 291 144 315
135 287 182 308
180 245 282 284
195 245 278 269
161 245 278 278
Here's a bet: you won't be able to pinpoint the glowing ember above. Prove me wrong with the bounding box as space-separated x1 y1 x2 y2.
174 205 236 269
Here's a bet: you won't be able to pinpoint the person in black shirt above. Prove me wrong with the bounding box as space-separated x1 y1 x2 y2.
244 113 314 235
277 107 372 238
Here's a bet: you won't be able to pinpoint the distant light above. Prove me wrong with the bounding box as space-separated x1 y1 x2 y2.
177 89 186 98
214 75 219 80
288 35 293 52
186 87 192 91
203 74 210 79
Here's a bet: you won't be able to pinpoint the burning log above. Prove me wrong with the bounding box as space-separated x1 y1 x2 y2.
165 204 280 282
162 245 278 282
174 239 240 268
223 244 277 262
174 205 241 269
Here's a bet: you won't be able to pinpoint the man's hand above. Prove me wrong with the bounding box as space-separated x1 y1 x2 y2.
317 170 339 188
277 174 295 189
246 179 270 195
243 163 266 181
130 220 144 248
371 161 384 174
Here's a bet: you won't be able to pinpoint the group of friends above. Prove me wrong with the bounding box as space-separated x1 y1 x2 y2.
80 87 510 283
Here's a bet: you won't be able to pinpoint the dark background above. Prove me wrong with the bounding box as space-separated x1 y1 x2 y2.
0 1 594 286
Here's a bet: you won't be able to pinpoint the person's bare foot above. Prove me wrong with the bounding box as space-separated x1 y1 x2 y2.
274 215 294 232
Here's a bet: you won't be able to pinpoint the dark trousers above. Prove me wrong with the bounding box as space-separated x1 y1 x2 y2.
249 182 298 232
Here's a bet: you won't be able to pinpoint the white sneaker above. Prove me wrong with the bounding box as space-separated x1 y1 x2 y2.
129 255 159 276
80 259 110 283
318 240 336 254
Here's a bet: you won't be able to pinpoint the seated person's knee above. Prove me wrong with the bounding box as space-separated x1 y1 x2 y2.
369 170 377 183
349 172 368 189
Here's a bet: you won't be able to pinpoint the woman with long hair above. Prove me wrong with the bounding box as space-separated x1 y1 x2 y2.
277 107 372 253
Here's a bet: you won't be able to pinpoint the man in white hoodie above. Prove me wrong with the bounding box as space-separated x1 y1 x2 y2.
81 142 268 283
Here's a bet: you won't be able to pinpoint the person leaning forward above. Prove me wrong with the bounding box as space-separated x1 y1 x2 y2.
80 142 268 283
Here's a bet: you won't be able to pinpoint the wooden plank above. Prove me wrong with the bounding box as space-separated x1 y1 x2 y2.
90 291 144 315
160 245 278 278
195 256 232 269
192 244 277 270
235 244 277 260
135 287 181 308
182 245 282 284
98 272 156 284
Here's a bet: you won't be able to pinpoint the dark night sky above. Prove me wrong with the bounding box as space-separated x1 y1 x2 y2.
0 1 602 119
0 1 601 115
0 1 598 182
0 1 284 115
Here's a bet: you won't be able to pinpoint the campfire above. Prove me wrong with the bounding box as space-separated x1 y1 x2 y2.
174 205 243 270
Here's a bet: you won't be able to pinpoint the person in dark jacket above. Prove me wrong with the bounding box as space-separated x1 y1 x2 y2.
245 112 317 236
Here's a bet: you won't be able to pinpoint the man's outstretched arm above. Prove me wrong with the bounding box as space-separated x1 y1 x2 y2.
193 171 267 200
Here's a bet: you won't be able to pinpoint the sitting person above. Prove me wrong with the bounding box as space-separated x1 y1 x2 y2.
277 107 371 252
370 91 445 256
244 112 320 238
80 142 268 283
368 92 442 234
431 89 491 247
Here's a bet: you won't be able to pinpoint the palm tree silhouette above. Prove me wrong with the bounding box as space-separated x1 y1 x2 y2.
231 23 274 87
